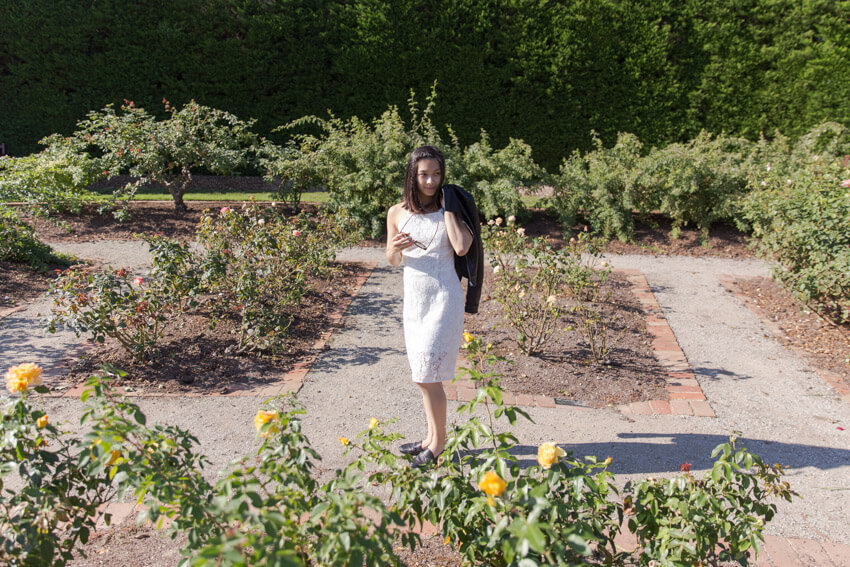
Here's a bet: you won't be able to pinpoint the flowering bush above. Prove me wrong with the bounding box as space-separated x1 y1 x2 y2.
45 266 177 362
195 202 358 351
482 217 568 356
483 218 619 361
1 359 796 566
625 433 797 565
0 364 116 566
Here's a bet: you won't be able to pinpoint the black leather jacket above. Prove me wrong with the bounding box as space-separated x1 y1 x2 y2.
442 184 483 314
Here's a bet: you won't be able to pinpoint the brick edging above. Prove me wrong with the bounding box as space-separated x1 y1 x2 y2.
53 262 377 399
717 274 850 404
446 269 715 418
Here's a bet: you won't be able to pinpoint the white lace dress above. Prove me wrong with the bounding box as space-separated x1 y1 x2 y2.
400 209 464 383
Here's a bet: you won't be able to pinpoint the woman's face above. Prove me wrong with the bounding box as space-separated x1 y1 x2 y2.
416 158 442 202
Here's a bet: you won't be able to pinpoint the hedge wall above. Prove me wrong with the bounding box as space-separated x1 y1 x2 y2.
2 0 849 168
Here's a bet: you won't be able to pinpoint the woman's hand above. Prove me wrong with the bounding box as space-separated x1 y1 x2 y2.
387 204 414 266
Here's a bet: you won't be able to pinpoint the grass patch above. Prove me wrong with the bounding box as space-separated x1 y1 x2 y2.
92 187 331 204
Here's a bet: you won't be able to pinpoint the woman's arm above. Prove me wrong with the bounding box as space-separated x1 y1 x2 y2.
444 211 473 256
386 204 415 266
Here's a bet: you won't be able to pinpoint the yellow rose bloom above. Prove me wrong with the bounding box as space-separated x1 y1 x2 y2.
107 450 121 466
36 415 48 429
254 410 279 432
478 470 506 497
537 442 567 469
5 363 43 394
463 331 474 343
369 417 379 429
339 436 349 446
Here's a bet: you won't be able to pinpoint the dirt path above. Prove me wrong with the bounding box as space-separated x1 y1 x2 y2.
2 241 849 564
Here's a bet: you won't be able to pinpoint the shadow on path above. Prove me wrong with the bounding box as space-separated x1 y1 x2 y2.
496 433 850 474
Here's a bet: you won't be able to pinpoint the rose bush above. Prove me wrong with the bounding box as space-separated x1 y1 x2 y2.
1 359 796 566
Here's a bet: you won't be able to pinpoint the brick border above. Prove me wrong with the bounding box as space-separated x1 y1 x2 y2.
717 274 850 404
51 262 377 399
446 269 715 417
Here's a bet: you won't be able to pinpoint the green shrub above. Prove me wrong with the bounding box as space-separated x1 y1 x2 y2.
276 89 546 238
0 205 61 270
550 132 645 241
740 155 850 324
452 132 549 220
640 131 751 240
0 135 102 215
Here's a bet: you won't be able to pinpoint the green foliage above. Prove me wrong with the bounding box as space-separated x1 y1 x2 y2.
0 135 102 215
195 203 358 351
74 99 257 212
2 356 797 566
626 434 796 566
46 266 177 362
740 155 850 324
550 132 646 242
640 131 751 240
3 1 849 169
0 205 63 270
452 132 549 220
275 90 545 237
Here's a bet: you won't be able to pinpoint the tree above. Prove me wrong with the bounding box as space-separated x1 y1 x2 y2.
76 99 257 212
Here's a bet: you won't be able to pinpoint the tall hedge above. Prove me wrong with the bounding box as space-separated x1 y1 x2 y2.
2 0 849 168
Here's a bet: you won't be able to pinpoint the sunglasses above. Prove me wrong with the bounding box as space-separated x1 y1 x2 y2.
399 213 441 250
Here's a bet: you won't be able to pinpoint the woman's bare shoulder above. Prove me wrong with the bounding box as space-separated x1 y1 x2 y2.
387 202 406 218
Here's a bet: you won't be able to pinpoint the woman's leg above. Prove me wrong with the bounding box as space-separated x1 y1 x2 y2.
417 382 447 455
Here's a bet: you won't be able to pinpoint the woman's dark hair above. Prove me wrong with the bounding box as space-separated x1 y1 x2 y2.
402 145 445 213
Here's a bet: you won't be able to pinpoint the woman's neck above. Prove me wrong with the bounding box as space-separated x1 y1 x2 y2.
418 193 439 212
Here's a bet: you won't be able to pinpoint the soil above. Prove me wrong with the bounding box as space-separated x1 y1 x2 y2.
53 263 371 395
731 276 850 382
465 269 669 407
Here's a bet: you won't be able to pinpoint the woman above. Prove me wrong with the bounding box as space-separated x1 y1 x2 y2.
386 145 474 467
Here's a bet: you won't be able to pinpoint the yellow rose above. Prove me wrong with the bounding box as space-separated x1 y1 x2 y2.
478 470 506 497
339 436 349 446
107 450 121 466
5 363 43 394
463 331 474 343
537 442 566 469
36 415 48 429
369 418 379 429
254 410 279 436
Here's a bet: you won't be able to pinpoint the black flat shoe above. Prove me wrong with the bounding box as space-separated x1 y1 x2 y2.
399 441 426 456
411 448 440 468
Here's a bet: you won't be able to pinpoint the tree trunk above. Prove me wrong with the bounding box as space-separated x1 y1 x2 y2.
169 168 193 214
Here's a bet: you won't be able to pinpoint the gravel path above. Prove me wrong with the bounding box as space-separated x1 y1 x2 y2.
2 242 848 549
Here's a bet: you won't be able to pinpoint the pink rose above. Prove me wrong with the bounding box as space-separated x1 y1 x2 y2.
841 179 850 188
292 230 301 237
134 277 144 286
220 207 231 215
